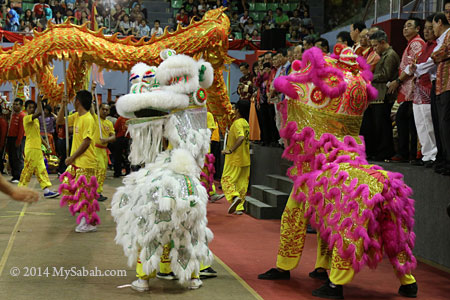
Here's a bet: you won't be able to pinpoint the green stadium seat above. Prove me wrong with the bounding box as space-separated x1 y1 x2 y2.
255 3 267 11
290 3 298 11
282 4 290 11
234 32 242 39
249 3 256 11
249 12 259 21
22 3 34 12
171 0 183 9
258 12 266 21
267 3 278 11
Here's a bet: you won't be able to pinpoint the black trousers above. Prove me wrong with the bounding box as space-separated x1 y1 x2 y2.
430 81 443 162
6 136 25 180
56 137 72 174
396 101 417 160
256 102 279 146
210 140 221 180
113 137 130 176
360 102 395 160
435 90 450 163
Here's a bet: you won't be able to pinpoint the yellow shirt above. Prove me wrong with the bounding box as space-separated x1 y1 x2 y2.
68 112 98 169
92 114 115 147
225 118 250 167
207 112 220 142
23 114 42 150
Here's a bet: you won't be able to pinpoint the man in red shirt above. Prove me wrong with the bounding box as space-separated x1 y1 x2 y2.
6 98 26 183
387 18 426 163
112 115 130 177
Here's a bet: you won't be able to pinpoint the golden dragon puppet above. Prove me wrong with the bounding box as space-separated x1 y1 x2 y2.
0 8 234 129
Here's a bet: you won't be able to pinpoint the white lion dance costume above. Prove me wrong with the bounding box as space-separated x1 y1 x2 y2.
111 50 215 290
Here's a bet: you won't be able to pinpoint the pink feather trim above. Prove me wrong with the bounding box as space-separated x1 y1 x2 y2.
282 123 416 276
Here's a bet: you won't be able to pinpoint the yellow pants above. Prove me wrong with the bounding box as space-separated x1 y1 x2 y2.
96 148 107 194
18 148 51 189
276 191 416 285
136 244 203 279
221 164 250 212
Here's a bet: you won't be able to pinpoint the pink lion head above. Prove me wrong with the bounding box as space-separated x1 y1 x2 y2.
274 44 377 138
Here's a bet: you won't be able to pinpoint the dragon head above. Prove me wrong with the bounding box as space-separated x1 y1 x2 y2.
274 44 377 139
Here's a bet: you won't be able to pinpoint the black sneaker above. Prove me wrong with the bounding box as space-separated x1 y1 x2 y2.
199 267 217 278
423 160 434 168
257 268 290 280
312 281 344 299
309 268 329 281
156 272 177 280
98 194 108 202
398 282 418 298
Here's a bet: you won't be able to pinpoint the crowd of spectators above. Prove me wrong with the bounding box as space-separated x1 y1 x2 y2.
237 1 450 184
0 0 161 38
228 1 313 45
0 0 312 44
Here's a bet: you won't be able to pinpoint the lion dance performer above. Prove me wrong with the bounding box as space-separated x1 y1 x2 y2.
111 50 215 291
57 90 100 233
258 45 418 299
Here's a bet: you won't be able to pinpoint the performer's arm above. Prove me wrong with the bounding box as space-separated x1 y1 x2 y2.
0 174 39 203
31 96 43 120
56 98 67 125
100 134 116 144
222 136 244 155
65 137 90 166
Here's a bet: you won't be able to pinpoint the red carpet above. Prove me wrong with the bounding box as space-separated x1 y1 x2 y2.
207 194 450 300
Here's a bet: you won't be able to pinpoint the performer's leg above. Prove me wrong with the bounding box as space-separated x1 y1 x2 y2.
32 149 52 190
136 259 155 280
315 234 331 270
276 191 308 271
312 247 351 299
96 150 107 194
221 163 241 213
159 244 174 275
18 149 36 187
236 166 250 212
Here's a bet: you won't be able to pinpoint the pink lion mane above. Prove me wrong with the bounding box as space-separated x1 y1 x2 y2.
280 122 416 276
274 47 348 100
59 171 101 225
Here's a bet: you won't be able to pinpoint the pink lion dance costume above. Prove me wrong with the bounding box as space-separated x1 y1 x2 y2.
259 45 417 299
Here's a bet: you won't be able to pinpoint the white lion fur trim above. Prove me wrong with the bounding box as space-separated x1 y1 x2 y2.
116 90 189 118
111 162 213 285
156 54 200 95
127 118 165 165
130 62 153 83
197 60 214 89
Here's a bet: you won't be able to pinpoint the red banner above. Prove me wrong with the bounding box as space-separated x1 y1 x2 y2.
0 29 33 46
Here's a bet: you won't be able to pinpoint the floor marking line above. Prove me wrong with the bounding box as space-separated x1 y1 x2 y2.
213 254 264 300
0 203 29 276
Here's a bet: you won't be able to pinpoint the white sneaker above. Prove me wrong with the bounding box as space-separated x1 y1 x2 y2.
131 279 150 292
228 197 242 214
75 217 86 232
210 194 224 202
188 278 203 290
75 223 97 233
